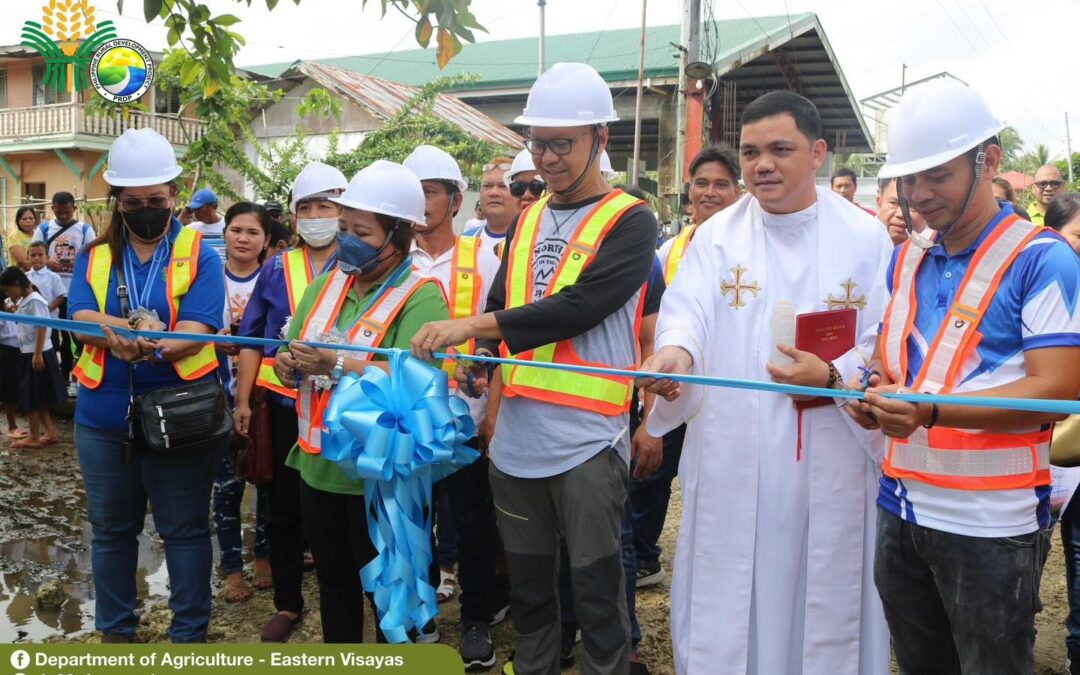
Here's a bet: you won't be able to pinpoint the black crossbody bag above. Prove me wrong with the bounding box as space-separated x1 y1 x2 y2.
116 262 233 460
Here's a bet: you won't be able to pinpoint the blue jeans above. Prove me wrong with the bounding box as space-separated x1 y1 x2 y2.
1062 498 1080 653
212 451 269 575
76 423 224 642
874 508 1050 675
630 424 684 566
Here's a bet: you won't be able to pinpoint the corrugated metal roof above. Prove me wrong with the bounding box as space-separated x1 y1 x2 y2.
290 61 522 148
248 15 808 89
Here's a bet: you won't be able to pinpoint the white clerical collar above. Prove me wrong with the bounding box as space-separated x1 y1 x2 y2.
760 201 818 229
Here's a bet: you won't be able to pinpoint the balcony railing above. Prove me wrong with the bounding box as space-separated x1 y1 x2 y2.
0 103 206 147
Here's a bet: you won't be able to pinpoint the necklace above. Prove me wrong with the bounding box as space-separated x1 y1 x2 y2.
549 203 586 234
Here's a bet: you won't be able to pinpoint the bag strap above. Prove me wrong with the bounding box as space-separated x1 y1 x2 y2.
45 221 76 248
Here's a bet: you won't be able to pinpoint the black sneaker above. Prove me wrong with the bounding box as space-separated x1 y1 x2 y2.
1068 647 1080 675
560 626 577 669
460 621 496 670
635 560 665 588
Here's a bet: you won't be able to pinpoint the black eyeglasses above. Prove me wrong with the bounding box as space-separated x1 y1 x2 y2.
118 196 171 212
524 137 577 156
1034 180 1065 190
509 179 546 198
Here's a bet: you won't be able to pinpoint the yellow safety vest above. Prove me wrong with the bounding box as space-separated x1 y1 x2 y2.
663 224 696 285
255 248 316 399
439 236 484 382
72 227 217 388
501 190 645 416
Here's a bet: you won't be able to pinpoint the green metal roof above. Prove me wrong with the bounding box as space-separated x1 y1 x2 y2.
247 14 812 90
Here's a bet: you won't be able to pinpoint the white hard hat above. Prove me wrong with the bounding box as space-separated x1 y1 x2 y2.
879 79 1004 179
600 151 616 179
331 160 427 225
515 62 618 128
103 128 182 187
291 161 348 212
503 149 540 187
403 145 468 191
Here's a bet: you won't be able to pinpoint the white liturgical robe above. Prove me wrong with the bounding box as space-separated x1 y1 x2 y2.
649 188 894 675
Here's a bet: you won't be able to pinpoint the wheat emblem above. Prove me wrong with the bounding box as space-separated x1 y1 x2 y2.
20 0 117 93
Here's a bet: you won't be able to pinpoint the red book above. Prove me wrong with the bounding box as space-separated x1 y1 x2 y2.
793 308 857 411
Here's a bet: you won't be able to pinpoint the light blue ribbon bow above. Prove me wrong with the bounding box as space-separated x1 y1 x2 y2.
320 349 477 643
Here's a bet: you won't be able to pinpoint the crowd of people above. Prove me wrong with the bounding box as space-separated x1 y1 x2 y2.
1 60 1080 675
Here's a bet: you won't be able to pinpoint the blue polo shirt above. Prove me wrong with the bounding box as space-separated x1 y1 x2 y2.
237 248 336 408
878 203 1080 537
68 220 225 430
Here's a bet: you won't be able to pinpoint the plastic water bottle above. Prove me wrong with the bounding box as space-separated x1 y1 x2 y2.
771 300 795 365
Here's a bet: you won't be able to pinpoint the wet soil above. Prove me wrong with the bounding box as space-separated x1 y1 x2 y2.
0 416 1070 674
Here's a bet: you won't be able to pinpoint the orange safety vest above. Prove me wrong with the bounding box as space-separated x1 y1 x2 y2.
500 190 645 416
662 224 696 285
294 268 435 454
255 248 317 399
72 228 218 388
437 235 486 384
880 214 1051 490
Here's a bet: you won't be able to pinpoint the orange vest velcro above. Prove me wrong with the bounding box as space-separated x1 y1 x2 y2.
880 214 1051 490
500 190 646 416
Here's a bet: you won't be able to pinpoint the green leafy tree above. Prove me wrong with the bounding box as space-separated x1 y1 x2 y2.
998 125 1024 171
322 76 512 187
126 0 486 98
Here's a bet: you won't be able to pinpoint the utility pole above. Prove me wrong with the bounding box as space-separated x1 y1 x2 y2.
538 0 547 77
1067 111 1075 184
631 0 648 185
901 63 907 93
675 0 701 195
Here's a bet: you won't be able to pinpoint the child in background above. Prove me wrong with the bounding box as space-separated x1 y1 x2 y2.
0 299 25 438
0 266 64 448
26 242 66 319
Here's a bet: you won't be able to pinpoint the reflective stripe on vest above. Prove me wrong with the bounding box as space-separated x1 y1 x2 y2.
501 190 645 416
880 215 1049 490
441 236 483 383
295 270 434 454
72 228 217 389
255 248 315 398
663 224 696 285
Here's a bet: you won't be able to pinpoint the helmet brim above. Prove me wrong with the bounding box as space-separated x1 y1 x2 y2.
104 167 182 187
329 195 422 225
879 123 1004 179
514 115 618 127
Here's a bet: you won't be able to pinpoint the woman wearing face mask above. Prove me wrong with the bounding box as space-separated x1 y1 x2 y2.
66 128 226 643
233 161 348 642
273 160 448 643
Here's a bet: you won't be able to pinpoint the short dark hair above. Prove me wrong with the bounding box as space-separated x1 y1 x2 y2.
1046 193 1080 232
991 176 1016 203
225 202 271 263
740 91 822 142
689 145 740 183
831 167 857 186
27 241 47 252
0 266 31 290
14 206 37 229
51 191 75 206
877 176 897 193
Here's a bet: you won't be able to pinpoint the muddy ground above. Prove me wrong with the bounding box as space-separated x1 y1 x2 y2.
0 416 1070 674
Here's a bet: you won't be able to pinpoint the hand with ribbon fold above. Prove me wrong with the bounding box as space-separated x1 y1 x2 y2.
320 349 477 643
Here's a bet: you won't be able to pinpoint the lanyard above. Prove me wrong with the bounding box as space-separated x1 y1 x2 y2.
122 236 171 311
310 249 338 276
347 257 413 325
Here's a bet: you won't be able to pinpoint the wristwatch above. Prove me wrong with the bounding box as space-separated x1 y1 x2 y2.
330 352 346 382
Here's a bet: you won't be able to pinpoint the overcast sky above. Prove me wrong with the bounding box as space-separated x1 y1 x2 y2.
5 0 1078 161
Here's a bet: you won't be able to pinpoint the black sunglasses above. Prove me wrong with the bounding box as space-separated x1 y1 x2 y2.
509 179 546 198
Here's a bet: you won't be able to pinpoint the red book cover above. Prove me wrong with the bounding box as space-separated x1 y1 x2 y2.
793 308 857 411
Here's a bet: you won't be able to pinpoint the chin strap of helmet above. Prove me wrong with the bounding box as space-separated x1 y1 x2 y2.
554 125 602 198
900 142 986 250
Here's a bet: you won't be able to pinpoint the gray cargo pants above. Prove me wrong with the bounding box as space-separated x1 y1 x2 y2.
490 448 631 675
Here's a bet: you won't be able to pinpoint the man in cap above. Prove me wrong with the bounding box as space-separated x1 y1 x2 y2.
402 145 504 668
638 91 893 674
411 62 658 675
1029 163 1067 226
185 188 227 262
857 79 1080 674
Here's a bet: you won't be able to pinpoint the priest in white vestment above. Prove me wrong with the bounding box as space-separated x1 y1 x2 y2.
640 92 893 675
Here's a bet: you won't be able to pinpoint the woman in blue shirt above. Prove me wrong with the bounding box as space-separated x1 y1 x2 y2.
67 128 226 644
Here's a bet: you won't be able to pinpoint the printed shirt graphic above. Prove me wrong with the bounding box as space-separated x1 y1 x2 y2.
878 204 1080 537
221 267 261 398
31 219 95 289
531 233 569 301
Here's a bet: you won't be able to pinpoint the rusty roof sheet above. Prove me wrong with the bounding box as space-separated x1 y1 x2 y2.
293 61 522 148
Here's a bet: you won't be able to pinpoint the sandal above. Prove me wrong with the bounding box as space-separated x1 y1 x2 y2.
39 434 59 447
11 438 43 449
252 559 274 590
8 428 28 439
222 575 253 603
437 569 457 603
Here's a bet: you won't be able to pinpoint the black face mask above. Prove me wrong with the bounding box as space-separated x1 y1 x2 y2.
123 207 172 241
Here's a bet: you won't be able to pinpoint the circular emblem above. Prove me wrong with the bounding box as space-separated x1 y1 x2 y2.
363 329 373 338
90 39 155 103
461 273 469 280
572 252 582 261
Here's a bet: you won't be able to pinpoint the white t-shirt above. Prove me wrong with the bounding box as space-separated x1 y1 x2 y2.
187 218 227 264
16 292 52 354
410 237 500 428
27 267 66 318
222 266 261 398
30 219 95 290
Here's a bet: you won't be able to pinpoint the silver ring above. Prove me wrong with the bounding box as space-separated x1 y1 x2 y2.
424 338 434 343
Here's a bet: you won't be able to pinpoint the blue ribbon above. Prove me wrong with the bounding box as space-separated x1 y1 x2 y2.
320 350 477 643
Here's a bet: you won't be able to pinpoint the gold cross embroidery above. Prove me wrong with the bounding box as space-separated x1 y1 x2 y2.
827 278 867 310
721 265 761 309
